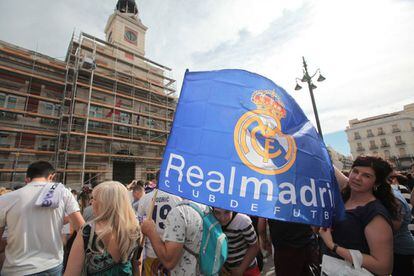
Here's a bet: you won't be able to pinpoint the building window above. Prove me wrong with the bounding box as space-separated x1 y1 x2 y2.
89 106 103 118
0 93 5 106
354 132 361 140
114 125 131 135
392 124 401 133
0 93 17 109
89 121 105 131
369 140 378 150
119 112 131 124
40 118 58 126
45 103 54 115
367 129 374 137
357 142 364 152
0 133 9 147
377 127 384 135
7 96 17 108
399 148 406 157
43 102 60 116
395 135 405 145
380 138 389 148
38 138 56 151
125 52 134 60
384 150 390 159
147 118 155 128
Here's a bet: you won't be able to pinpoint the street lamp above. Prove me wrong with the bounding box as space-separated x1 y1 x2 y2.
295 56 326 139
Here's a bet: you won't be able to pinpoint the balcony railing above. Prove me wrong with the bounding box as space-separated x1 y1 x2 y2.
395 141 406 145
367 133 374 137
380 143 390 148
369 145 378 150
377 131 385 136
357 147 365 152
354 136 361 140
392 128 401 133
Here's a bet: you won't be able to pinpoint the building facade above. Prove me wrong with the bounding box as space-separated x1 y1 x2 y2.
0 0 176 188
345 103 414 170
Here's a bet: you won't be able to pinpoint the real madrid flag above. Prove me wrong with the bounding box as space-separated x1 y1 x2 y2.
159 69 344 227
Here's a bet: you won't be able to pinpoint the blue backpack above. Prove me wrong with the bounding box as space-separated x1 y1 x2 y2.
178 202 228 275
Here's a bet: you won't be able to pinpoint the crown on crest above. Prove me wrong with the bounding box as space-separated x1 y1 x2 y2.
251 90 286 119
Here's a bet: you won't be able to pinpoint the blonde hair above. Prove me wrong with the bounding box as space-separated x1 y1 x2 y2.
0 187 11 196
92 181 140 262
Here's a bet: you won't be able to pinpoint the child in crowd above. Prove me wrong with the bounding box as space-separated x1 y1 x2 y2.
213 208 260 276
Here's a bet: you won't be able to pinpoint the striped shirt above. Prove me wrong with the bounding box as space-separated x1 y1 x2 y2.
222 213 257 269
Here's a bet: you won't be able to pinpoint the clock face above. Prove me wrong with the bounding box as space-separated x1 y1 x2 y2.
124 30 137 42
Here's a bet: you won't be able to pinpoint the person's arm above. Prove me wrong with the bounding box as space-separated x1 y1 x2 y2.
64 229 85 276
334 166 348 191
141 218 184 270
65 188 85 231
320 215 393 275
68 211 85 231
131 250 142 276
257 218 272 256
232 241 259 275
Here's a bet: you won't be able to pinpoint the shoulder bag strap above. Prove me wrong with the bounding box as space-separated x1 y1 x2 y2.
88 222 95 250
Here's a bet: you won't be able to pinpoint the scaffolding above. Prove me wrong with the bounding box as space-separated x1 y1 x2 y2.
0 31 177 188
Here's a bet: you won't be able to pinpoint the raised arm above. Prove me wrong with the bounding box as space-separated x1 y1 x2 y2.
334 166 349 191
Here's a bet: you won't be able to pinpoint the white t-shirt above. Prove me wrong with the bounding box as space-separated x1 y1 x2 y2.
163 201 205 276
137 189 181 258
0 181 80 275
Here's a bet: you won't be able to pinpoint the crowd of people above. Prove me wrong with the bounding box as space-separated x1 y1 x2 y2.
0 158 414 275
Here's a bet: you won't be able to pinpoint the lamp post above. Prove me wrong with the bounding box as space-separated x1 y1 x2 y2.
295 56 326 139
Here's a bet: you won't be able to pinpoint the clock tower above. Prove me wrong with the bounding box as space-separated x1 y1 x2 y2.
104 0 147 56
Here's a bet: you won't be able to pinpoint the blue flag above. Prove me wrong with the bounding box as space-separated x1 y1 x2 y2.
159 69 344 227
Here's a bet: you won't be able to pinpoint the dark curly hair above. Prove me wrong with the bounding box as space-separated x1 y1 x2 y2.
342 155 399 219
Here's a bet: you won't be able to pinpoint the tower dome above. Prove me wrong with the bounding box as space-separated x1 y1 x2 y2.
116 0 138 15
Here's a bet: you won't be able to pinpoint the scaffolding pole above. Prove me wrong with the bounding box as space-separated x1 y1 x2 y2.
80 36 97 186
62 33 82 182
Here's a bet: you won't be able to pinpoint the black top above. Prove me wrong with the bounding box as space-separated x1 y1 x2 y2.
268 220 314 248
116 0 138 14
326 199 392 256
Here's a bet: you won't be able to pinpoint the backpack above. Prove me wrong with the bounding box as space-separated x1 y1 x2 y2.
178 202 228 276
81 223 135 275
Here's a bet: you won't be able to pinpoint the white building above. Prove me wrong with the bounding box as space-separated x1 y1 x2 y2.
345 103 414 170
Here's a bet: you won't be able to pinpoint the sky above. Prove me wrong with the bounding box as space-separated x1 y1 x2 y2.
1 0 413 155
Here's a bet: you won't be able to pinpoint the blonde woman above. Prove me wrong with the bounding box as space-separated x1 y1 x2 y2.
65 181 141 276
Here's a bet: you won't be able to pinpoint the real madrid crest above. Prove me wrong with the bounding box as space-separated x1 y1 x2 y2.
234 90 297 175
